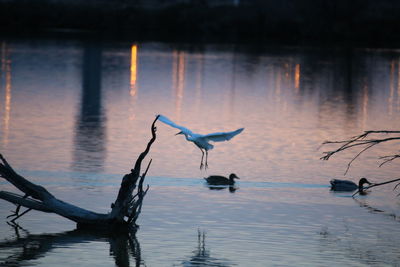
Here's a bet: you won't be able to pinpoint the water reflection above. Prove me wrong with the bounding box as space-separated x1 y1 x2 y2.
1 41 400 180
2 40 400 267
207 185 238 193
182 230 232 267
123 45 400 179
0 223 143 267
72 41 106 173
353 197 400 223
0 42 11 147
388 59 400 115
172 50 186 119
130 44 138 98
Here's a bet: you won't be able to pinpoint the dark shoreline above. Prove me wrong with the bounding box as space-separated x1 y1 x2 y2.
1 1 400 48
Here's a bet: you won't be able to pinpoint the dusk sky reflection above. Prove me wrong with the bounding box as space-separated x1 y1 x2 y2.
1 39 400 267
0 41 399 183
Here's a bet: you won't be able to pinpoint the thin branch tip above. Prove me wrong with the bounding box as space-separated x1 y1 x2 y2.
320 130 400 172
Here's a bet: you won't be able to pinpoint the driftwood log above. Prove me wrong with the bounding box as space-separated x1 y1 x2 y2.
0 116 159 231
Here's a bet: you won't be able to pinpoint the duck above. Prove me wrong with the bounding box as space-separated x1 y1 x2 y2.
204 173 240 185
330 177 372 192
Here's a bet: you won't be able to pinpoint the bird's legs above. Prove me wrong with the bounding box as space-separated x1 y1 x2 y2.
205 151 209 169
199 148 205 169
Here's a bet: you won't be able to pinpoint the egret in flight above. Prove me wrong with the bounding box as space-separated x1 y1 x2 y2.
158 114 244 169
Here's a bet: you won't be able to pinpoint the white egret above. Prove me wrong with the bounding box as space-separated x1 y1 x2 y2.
204 173 240 185
157 114 244 169
330 177 372 192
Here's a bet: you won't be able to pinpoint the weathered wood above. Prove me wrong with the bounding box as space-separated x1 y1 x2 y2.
109 116 158 223
0 116 159 229
0 154 53 201
0 192 51 212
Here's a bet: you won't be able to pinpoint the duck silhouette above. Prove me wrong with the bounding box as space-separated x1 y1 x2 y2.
330 177 372 192
204 173 240 185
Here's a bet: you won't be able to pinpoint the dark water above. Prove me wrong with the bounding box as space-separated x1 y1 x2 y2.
0 39 400 266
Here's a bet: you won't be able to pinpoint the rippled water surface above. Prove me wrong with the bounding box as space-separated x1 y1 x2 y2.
0 39 400 266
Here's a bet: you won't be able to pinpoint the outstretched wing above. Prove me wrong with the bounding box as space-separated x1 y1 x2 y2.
203 128 244 142
157 114 193 136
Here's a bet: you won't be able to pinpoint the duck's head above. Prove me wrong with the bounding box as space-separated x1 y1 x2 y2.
229 173 240 180
358 177 372 188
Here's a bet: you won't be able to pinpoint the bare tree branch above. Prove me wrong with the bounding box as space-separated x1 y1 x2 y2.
320 130 400 174
379 154 400 167
343 142 378 175
352 177 400 197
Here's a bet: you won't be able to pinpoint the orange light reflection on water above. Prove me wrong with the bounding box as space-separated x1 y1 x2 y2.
294 63 300 91
130 44 138 97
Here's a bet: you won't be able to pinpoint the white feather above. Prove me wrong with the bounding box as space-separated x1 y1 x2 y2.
156 114 244 169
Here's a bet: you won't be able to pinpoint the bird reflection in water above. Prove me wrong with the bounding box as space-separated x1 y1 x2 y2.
0 222 144 267
207 185 238 193
182 229 232 266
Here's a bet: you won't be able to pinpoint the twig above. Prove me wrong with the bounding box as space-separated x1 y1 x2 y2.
321 130 400 173
128 159 152 204
366 177 400 190
139 159 152 192
343 143 377 175
10 208 32 223
379 154 400 167
129 186 149 224
394 182 400 191
352 177 400 197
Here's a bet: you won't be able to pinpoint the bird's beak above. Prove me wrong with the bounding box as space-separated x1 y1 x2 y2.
235 176 240 179
175 131 182 136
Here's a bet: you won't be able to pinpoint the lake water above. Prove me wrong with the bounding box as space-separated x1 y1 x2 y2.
0 39 400 266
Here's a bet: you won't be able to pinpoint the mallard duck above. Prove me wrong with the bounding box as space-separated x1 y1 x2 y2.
330 177 372 192
204 173 240 185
